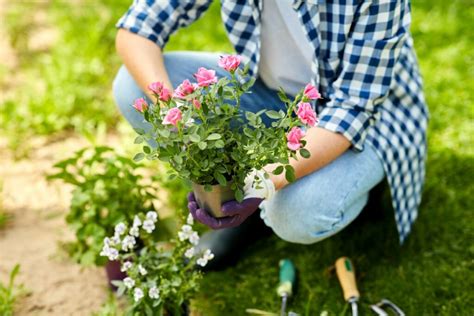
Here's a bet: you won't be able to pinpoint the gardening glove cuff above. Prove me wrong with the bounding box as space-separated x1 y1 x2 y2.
243 169 275 200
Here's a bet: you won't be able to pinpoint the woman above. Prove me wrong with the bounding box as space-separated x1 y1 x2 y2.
113 1 428 269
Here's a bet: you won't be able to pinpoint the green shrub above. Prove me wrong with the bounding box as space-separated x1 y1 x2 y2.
47 146 159 266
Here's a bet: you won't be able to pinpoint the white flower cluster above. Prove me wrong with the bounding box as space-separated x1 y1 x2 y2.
124 276 161 302
197 249 215 267
99 236 119 260
178 216 214 267
130 283 161 302
149 286 160 299
99 211 159 262
124 271 159 303
178 225 200 245
121 261 133 272
100 211 214 305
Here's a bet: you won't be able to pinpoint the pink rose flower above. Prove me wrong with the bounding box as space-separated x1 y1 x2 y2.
218 55 242 72
148 81 171 102
173 79 196 99
163 107 182 126
133 98 148 112
192 99 202 110
194 67 217 87
296 102 318 126
303 83 321 100
160 88 172 101
286 127 305 151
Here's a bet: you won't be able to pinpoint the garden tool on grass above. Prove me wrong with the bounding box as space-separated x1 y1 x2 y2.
246 259 299 316
370 299 405 316
335 257 405 316
335 257 360 316
277 259 296 316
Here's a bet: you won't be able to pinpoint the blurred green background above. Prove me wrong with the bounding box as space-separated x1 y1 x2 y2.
0 0 473 315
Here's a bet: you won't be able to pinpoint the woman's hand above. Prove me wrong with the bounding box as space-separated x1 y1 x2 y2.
187 193 262 229
188 169 274 229
266 127 352 190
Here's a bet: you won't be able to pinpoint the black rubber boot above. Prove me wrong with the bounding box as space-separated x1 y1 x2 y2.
195 211 273 271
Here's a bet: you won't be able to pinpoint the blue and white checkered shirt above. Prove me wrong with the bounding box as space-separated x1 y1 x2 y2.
117 0 429 243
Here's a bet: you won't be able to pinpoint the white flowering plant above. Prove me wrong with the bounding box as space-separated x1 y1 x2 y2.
47 146 160 266
101 211 213 315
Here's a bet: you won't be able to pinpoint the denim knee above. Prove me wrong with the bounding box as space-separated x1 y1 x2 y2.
261 192 348 244
260 182 371 245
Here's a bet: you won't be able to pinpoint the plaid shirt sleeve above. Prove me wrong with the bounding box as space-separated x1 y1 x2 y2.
318 1 411 151
117 0 213 48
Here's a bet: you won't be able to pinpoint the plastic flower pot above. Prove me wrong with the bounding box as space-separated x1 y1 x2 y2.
105 260 127 290
192 182 234 218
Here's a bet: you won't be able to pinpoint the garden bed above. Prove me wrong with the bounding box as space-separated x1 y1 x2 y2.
0 136 110 315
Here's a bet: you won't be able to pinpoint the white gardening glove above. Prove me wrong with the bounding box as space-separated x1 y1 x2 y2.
243 169 276 200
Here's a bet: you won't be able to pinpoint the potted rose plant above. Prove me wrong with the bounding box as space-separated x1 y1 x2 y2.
101 211 212 315
132 55 319 217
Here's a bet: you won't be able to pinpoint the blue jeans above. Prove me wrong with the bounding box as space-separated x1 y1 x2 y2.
113 51 385 244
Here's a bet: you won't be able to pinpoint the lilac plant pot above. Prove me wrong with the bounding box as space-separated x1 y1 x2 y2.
105 260 127 290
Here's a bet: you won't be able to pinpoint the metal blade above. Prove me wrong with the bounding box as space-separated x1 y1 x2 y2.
351 301 358 316
280 295 288 316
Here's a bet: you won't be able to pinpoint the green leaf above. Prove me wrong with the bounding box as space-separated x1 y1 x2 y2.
285 165 296 183
145 303 153 316
207 133 221 140
173 155 183 165
242 77 256 91
277 87 291 103
243 127 254 138
198 141 207 150
214 171 227 186
157 128 170 138
143 145 151 154
235 188 244 202
273 165 284 175
265 110 281 119
134 136 144 144
189 134 201 143
215 140 225 148
8 264 20 288
245 111 256 121
133 153 145 162
300 148 311 159
133 128 145 135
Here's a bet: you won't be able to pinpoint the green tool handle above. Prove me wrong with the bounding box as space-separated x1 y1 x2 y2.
277 259 296 297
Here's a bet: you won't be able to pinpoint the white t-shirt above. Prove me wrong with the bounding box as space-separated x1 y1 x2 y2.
259 0 314 96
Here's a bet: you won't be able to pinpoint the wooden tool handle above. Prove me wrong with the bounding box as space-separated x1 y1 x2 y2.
335 257 360 302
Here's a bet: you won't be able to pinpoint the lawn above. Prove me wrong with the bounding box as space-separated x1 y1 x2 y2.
1 0 473 315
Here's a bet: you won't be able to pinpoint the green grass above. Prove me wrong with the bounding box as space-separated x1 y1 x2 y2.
0 265 23 316
0 0 230 156
2 0 473 315
0 182 10 229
